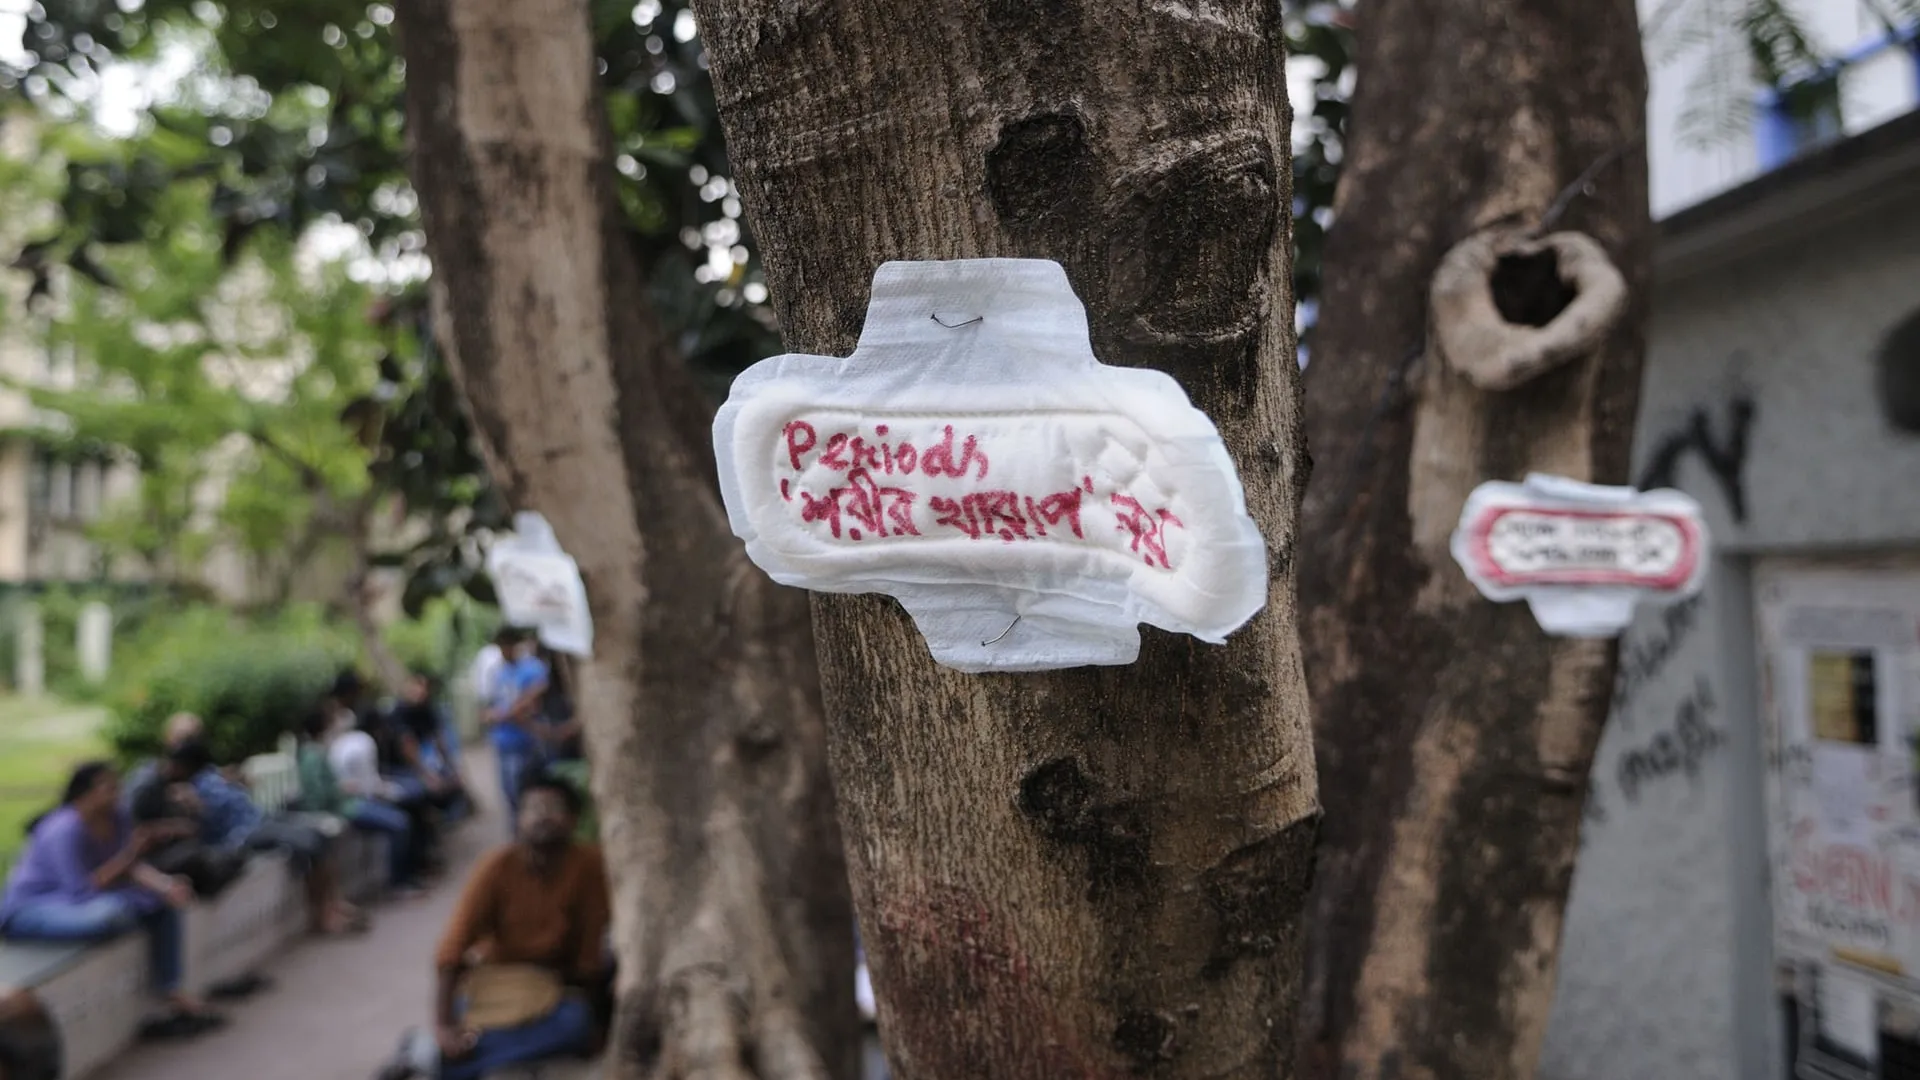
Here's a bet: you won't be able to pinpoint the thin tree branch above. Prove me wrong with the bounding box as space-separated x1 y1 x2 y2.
247 422 330 491
1533 135 1641 236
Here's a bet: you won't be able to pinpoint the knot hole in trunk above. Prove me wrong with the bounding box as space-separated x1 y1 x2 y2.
1430 229 1629 392
1489 248 1577 328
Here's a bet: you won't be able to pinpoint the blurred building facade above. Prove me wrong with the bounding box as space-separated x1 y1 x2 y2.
1543 5 1920 1079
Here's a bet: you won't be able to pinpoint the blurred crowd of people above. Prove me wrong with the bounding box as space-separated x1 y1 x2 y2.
0 630 614 1079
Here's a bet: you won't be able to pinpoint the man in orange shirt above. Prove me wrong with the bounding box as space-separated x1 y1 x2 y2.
377 773 608 1080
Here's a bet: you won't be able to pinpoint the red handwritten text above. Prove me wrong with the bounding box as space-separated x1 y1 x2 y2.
928 488 1086 543
1789 822 1920 929
780 420 1187 569
1111 494 1185 569
784 420 989 480
797 469 921 541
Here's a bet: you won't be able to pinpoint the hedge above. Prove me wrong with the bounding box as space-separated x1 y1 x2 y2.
102 605 357 765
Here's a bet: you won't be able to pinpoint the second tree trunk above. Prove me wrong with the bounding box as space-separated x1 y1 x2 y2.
1297 1 1651 1077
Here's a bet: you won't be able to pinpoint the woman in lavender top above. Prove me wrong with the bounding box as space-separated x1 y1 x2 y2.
0 762 221 1032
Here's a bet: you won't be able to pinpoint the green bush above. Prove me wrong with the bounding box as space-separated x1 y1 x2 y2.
101 604 357 765
382 594 497 682
42 585 174 701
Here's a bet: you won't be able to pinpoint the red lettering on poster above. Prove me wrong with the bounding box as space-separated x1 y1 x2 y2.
1788 821 1920 928
928 488 1085 544
918 425 989 480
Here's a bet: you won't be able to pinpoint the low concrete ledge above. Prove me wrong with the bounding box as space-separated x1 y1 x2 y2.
2 829 391 1078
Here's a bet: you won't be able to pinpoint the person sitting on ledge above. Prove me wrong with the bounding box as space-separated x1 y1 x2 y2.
0 762 223 1040
156 737 364 936
300 704 424 898
376 772 609 1080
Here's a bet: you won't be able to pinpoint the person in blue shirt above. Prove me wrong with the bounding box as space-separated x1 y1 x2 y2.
486 630 550 829
151 740 360 935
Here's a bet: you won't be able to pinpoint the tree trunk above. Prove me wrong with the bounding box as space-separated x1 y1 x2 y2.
394 2 859 1077
1294 2 1649 1078
693 4 1318 1078
343 494 410 691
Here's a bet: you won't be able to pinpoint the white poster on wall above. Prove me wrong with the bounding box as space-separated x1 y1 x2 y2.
1759 563 1920 979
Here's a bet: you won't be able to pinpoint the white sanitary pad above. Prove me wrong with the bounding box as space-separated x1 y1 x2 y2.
1450 472 1709 637
486 511 594 658
712 258 1270 673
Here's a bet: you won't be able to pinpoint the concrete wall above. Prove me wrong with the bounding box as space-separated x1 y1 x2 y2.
1540 184 1920 1076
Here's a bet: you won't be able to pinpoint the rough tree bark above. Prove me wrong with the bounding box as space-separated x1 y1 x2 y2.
394 1 859 1077
693 3 1318 1078
1295 2 1649 1078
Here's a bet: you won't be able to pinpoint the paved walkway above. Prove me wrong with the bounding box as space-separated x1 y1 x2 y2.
96 756 509 1080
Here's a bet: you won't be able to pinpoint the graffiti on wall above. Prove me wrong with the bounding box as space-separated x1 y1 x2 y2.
1637 395 1755 523
1616 677 1725 803
1613 594 1705 719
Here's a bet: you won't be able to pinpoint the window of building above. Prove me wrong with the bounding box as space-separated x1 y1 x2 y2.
29 448 109 526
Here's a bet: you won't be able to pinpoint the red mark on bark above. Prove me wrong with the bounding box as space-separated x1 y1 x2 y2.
1112 495 1183 569
783 421 817 471
872 882 1103 1079
780 479 791 501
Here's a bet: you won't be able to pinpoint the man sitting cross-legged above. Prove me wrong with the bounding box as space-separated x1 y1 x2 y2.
377 772 609 1080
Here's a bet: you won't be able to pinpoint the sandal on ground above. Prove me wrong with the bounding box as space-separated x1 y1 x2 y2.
139 1010 227 1041
208 973 272 1000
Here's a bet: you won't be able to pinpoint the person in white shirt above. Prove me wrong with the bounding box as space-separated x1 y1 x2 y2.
328 719 407 805
468 630 512 712
316 702 424 895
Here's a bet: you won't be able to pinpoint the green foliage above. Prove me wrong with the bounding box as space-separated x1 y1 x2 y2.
2 12 494 612
0 698 107 873
7 0 777 386
0 153 387 586
0 584 173 697
35 585 172 700
382 593 497 681
543 758 600 844
100 603 357 764
1284 3 1355 311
